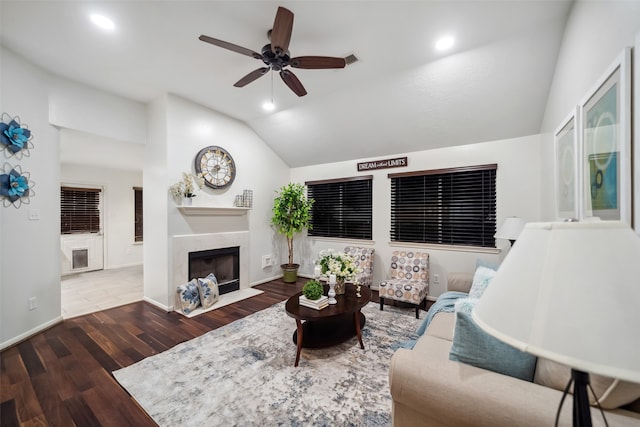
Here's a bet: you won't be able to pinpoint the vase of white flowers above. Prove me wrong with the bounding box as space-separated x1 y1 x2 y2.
318 249 360 295
170 172 204 205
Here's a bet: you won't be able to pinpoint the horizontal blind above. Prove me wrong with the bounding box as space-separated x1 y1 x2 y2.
61 187 101 234
307 176 372 240
134 187 143 242
390 165 496 247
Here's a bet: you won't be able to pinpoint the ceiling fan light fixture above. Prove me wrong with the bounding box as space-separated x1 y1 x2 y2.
262 101 275 111
435 36 455 51
90 13 115 31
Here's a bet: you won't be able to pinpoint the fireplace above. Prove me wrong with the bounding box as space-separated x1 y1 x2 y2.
172 231 250 312
189 246 239 295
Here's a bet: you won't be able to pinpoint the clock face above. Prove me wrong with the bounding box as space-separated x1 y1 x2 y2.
194 146 236 189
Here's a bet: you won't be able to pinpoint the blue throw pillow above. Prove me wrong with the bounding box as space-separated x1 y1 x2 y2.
449 308 537 382
468 266 496 299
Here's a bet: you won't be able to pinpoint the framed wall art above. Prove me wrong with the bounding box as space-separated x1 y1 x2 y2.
580 48 632 224
554 107 581 220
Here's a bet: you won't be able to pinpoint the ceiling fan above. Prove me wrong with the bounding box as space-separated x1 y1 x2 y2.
199 6 346 97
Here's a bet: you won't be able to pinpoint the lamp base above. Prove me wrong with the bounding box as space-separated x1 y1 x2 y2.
572 369 592 427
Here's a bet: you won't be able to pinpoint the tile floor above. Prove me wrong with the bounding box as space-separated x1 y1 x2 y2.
61 264 143 319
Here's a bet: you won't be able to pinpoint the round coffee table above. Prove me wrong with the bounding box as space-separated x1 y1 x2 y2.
285 284 371 367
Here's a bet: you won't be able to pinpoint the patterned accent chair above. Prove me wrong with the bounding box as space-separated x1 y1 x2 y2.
344 246 375 288
378 251 429 319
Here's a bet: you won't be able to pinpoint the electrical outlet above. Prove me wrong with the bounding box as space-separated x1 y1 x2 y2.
261 255 272 269
28 297 38 311
433 274 440 284
28 209 40 221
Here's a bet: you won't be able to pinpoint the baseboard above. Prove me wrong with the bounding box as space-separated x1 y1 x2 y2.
0 316 63 351
250 274 284 286
143 296 171 312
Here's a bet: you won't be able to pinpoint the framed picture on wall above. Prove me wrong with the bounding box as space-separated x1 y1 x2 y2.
554 108 580 220
580 47 632 224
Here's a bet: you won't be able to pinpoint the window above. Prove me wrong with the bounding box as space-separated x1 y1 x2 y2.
389 164 497 248
60 186 101 234
134 187 143 242
306 175 373 240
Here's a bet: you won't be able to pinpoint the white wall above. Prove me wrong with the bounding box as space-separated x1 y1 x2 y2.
539 0 640 221
143 94 290 310
49 77 147 145
60 162 143 270
0 48 62 349
291 134 543 297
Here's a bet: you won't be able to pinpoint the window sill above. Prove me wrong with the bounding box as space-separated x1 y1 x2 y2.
388 241 501 254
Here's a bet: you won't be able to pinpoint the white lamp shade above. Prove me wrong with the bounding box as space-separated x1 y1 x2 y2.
473 221 640 383
494 216 526 241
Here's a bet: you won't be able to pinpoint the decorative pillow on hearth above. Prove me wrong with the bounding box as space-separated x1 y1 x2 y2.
176 279 200 314
197 273 219 309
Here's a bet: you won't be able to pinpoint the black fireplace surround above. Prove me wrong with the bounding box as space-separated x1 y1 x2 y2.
188 246 240 295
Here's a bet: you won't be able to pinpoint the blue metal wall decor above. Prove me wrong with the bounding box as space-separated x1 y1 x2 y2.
1 113 34 159
0 163 36 208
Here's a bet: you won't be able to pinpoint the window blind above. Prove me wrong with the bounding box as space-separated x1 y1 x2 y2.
61 187 101 234
306 176 373 240
134 187 143 242
389 165 496 247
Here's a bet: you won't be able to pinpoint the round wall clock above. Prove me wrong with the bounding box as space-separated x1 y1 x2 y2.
194 146 236 189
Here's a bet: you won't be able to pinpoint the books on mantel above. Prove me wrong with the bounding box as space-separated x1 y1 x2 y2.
299 295 329 310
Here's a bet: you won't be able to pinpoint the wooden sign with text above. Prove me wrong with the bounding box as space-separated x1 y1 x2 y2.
357 156 407 172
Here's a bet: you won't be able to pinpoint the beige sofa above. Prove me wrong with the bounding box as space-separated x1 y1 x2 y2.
389 272 640 427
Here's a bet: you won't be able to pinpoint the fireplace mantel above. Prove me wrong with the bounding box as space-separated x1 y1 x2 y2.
177 206 250 216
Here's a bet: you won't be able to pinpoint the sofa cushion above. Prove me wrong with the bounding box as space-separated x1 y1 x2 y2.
534 358 640 409
424 312 455 341
449 305 537 382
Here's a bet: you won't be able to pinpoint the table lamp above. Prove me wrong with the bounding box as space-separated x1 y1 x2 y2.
473 221 640 426
494 216 526 246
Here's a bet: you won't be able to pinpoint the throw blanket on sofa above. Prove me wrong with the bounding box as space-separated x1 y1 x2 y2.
398 291 468 349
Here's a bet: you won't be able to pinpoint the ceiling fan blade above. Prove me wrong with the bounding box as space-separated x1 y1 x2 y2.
289 56 347 69
199 35 262 60
234 67 270 87
280 69 307 97
270 7 294 57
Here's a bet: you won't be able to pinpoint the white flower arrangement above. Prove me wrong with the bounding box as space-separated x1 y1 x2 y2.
318 249 360 280
170 172 204 198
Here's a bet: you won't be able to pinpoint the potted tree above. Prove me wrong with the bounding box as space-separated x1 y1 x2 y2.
271 183 314 283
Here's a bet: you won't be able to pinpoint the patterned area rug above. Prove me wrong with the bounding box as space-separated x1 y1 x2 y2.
113 301 422 426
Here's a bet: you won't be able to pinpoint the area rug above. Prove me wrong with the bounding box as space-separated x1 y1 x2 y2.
113 301 423 426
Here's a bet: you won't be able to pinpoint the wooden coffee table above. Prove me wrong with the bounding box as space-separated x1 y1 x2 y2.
285 284 371 367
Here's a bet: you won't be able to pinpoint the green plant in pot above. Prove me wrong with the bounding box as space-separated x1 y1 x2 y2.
271 182 314 283
302 279 323 300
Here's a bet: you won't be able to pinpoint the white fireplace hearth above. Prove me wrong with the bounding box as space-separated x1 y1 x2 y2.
172 231 250 311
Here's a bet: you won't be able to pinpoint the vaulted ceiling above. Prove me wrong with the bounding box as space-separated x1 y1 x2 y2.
1 1 573 167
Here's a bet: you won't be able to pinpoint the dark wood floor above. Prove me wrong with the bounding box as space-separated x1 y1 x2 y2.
1 278 397 427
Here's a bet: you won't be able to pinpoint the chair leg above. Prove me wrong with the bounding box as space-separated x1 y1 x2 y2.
415 305 420 319
380 297 385 311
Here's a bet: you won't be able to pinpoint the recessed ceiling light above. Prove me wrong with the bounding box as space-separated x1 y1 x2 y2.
262 101 275 111
90 13 115 31
435 36 455 51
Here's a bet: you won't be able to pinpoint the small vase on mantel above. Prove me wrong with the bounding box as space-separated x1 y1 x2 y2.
182 197 193 206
